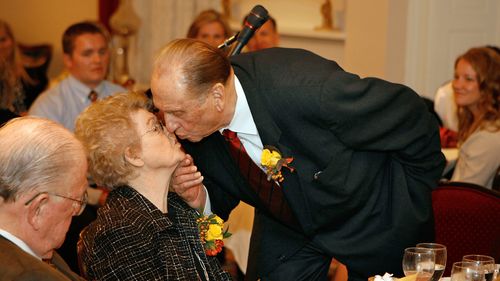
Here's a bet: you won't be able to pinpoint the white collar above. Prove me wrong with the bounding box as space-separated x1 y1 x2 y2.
221 74 259 136
0 228 41 260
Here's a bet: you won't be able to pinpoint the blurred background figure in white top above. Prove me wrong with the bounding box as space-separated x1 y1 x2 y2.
434 82 458 132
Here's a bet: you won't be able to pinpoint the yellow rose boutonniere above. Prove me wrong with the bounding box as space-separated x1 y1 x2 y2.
196 214 231 256
261 145 295 182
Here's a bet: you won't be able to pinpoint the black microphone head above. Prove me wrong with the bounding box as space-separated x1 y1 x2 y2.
230 5 269 55
244 5 269 31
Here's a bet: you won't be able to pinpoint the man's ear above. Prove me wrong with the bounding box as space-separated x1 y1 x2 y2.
211 83 225 112
27 193 50 231
62 53 73 69
124 146 144 167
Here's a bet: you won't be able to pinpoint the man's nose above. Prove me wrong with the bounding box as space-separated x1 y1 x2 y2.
92 52 103 63
164 116 178 134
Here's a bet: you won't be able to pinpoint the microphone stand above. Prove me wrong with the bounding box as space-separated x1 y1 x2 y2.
218 32 239 50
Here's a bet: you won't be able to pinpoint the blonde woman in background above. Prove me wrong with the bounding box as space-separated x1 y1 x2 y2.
451 46 500 189
0 20 47 122
187 9 231 48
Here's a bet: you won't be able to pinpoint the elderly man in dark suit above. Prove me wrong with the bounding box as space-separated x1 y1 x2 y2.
150 39 445 281
0 117 87 281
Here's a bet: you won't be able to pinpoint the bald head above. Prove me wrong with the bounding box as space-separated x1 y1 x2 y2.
151 39 231 101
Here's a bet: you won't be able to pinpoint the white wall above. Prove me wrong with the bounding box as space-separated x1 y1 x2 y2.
405 0 500 99
0 0 98 78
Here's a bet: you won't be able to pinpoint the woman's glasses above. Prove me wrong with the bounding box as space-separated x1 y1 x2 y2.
141 119 165 138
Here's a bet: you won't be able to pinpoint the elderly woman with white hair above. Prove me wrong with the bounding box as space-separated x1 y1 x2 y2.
75 91 231 280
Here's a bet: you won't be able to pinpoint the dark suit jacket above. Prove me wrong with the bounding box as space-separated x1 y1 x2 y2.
182 48 445 281
79 186 231 281
0 236 83 281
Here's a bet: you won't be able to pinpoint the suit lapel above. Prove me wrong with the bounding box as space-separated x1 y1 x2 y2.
241 75 301 201
244 84 280 147
244 85 295 163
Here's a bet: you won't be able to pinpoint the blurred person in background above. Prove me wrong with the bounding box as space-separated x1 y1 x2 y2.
187 9 232 48
1 20 48 123
245 15 279 52
450 46 500 189
29 21 124 132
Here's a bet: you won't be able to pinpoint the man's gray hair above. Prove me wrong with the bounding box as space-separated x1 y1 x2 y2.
0 117 85 202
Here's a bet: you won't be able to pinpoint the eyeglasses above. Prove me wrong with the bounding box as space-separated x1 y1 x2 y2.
24 191 88 216
140 119 165 138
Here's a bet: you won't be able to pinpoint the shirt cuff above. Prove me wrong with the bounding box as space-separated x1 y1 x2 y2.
202 185 212 215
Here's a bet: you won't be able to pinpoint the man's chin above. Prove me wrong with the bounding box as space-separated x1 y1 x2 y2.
185 136 203 142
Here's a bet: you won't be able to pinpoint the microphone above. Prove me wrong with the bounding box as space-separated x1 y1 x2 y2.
229 5 269 56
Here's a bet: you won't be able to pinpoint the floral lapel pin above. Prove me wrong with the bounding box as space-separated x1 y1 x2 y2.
261 145 295 182
196 214 231 256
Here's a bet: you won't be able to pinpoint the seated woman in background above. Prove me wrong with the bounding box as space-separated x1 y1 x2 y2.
187 9 231 48
451 47 500 189
75 92 231 280
0 20 48 123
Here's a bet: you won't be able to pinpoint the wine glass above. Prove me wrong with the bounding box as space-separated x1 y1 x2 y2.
403 247 435 281
417 243 447 281
451 261 484 281
463 255 495 281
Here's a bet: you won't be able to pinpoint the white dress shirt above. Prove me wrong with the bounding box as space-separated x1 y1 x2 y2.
221 74 264 170
29 75 125 131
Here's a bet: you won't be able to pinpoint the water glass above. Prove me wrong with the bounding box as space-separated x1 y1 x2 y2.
417 243 447 281
403 247 435 281
451 261 484 281
463 255 495 281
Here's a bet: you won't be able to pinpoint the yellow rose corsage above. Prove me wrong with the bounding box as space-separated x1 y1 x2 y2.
261 145 295 182
196 214 231 256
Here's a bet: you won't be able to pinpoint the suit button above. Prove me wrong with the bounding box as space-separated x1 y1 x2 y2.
278 255 286 261
313 171 322 180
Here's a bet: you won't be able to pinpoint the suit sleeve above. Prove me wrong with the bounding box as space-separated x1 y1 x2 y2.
320 71 445 188
203 175 240 221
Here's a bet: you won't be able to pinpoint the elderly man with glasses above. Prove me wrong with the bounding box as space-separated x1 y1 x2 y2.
0 117 87 280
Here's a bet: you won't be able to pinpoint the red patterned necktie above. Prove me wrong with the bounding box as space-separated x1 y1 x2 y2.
222 129 297 228
88 90 98 103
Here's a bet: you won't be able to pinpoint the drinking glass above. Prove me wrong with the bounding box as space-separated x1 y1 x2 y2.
451 261 484 281
463 255 495 281
403 247 435 281
417 243 447 281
